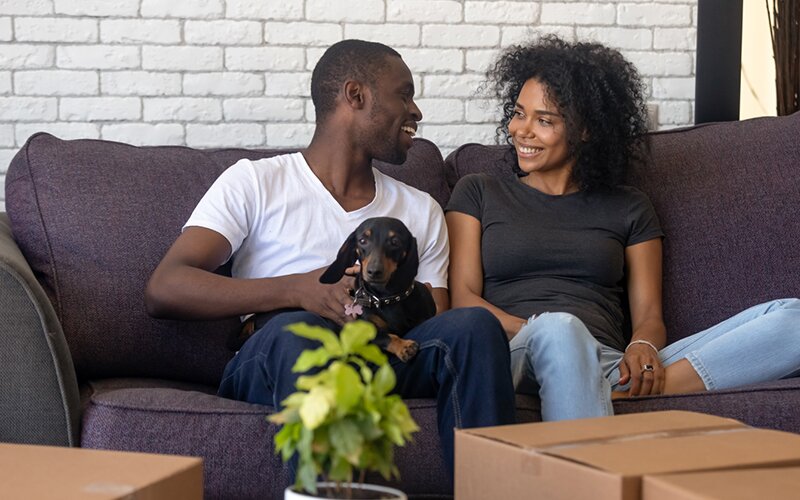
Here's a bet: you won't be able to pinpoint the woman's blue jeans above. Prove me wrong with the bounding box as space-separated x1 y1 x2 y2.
509 298 800 421
218 307 516 482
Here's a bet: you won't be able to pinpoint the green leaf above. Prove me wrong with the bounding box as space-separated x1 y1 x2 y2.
269 407 301 427
375 441 396 479
267 409 289 425
332 363 364 414
299 386 332 430
328 454 353 483
281 441 297 462
376 455 393 480
311 426 331 456
354 343 388 366
296 371 331 391
331 419 364 461
357 360 373 383
383 421 405 446
339 321 376 353
273 422 297 454
293 347 332 373
392 400 420 436
296 460 319 495
372 363 396 396
299 426 314 461
354 414 383 441
276 392 307 412
285 322 343 356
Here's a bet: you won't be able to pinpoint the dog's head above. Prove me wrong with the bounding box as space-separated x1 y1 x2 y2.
319 217 419 291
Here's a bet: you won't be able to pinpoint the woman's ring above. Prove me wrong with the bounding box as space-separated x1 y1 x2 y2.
642 364 654 372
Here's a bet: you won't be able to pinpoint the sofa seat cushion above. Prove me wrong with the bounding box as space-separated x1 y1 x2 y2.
81 379 541 499
81 378 284 500
613 377 800 433
82 379 543 499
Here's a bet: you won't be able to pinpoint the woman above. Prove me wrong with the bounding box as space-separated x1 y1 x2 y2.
446 35 800 421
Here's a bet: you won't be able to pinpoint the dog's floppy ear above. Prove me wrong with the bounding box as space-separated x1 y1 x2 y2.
389 236 420 288
319 231 358 283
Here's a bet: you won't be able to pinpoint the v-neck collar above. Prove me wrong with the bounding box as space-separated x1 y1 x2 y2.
295 153 381 217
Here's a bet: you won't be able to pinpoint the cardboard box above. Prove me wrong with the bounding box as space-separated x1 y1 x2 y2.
455 411 800 500
0 443 203 499
643 466 800 500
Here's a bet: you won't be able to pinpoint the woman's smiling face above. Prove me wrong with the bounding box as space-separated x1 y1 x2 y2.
508 78 575 177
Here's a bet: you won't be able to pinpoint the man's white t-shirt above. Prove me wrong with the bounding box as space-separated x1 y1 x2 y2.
184 152 449 288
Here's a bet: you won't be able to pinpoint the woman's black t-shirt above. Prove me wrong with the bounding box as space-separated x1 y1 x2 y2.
446 173 664 351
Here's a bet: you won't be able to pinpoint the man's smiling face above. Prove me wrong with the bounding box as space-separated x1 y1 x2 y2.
360 55 423 165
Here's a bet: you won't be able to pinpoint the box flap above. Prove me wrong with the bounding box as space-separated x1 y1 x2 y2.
547 428 800 476
644 466 800 500
0 443 203 499
461 411 744 450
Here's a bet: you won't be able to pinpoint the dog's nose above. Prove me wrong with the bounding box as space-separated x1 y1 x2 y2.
366 267 384 280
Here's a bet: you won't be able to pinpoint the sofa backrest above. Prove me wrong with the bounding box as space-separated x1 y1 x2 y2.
4 133 447 385
632 113 799 343
445 112 800 344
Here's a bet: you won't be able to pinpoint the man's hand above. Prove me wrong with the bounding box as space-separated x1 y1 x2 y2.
294 267 357 325
344 263 361 279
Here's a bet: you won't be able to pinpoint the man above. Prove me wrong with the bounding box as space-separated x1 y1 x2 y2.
145 39 515 480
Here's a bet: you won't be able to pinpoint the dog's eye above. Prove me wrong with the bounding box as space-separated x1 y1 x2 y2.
358 237 367 245
389 237 400 247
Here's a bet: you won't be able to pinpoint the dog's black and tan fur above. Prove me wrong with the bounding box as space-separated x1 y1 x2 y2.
320 217 436 362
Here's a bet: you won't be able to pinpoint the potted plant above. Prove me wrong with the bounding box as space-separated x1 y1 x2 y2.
269 320 420 499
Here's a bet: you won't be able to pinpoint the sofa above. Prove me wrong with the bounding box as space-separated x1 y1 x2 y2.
1 111 798 499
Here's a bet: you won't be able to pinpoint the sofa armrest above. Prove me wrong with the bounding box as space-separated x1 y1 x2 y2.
0 212 80 446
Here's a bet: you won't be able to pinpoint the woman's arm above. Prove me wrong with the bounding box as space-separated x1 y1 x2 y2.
619 237 667 395
446 211 526 338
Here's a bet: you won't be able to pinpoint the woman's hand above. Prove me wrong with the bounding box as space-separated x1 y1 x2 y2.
617 343 664 396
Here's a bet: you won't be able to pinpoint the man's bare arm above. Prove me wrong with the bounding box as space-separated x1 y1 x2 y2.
145 227 354 323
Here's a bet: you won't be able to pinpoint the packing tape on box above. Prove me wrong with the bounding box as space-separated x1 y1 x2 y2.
538 427 751 453
513 427 753 476
83 482 137 495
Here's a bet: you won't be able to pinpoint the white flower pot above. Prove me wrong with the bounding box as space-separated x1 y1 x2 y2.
284 482 407 500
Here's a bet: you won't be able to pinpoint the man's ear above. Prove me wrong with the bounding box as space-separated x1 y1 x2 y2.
343 80 367 110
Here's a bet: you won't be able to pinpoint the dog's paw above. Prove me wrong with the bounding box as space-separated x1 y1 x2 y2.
397 340 419 363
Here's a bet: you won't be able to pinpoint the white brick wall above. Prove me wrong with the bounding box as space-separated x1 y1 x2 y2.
0 0 699 211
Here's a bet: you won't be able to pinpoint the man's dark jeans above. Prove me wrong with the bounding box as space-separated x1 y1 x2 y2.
218 307 516 481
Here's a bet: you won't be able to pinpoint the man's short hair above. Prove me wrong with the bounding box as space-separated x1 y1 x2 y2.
311 39 401 123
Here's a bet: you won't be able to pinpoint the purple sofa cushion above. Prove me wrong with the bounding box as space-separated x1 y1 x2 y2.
80 378 541 499
613 378 800 433
444 143 510 189
4 133 449 385
81 380 289 500
445 113 800 344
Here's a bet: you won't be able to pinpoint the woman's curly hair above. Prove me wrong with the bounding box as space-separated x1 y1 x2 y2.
488 35 649 190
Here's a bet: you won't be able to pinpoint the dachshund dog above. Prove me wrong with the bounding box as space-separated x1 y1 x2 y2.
320 217 437 362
